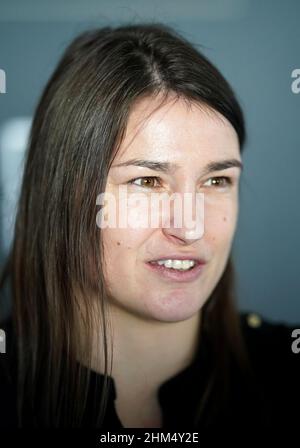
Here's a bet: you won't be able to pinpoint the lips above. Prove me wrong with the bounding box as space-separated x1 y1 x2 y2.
145 252 207 282
145 258 206 282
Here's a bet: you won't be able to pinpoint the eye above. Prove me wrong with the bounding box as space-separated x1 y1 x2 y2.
127 176 162 189
204 176 232 188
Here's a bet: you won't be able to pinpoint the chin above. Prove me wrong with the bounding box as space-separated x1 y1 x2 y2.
142 291 206 323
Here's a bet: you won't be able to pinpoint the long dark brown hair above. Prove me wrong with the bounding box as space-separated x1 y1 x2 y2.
0 22 251 428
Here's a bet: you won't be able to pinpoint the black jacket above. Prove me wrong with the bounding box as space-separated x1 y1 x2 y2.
0 311 300 433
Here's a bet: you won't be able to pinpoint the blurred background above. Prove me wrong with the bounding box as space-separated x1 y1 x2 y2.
0 0 299 323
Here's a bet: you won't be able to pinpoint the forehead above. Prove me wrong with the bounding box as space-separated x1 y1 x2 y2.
114 94 240 164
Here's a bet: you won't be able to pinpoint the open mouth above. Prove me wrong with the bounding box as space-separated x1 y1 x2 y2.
145 259 205 282
148 260 199 271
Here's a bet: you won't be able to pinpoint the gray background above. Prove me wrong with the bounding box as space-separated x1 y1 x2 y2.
0 0 299 323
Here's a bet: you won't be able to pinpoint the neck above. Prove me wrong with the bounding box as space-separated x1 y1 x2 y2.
76 299 202 427
90 303 202 399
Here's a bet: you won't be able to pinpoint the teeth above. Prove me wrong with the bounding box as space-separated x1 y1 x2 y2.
155 259 196 270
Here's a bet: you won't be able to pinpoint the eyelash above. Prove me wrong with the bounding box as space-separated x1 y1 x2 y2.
127 176 233 189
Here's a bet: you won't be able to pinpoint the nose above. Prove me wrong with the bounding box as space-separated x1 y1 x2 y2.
160 188 204 244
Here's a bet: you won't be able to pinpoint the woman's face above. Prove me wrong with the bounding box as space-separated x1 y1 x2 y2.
101 95 242 322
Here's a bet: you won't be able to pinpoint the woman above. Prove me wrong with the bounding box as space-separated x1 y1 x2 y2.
0 22 299 431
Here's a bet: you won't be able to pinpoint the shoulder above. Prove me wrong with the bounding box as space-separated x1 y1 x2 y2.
239 310 300 360
0 317 18 427
0 316 15 376
239 310 300 373
238 311 300 427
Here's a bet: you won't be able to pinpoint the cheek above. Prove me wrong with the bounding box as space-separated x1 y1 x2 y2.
101 227 151 297
204 197 238 246
101 227 150 270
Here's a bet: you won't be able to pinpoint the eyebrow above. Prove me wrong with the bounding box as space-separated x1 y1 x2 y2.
111 158 243 176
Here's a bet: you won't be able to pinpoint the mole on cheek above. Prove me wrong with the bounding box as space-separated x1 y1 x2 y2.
117 241 121 246
223 217 227 222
